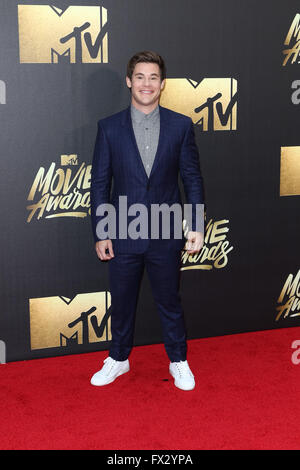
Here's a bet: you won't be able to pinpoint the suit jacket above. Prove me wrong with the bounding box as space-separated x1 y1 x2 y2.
91 104 204 254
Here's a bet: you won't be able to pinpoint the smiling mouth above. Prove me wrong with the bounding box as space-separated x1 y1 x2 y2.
140 90 153 94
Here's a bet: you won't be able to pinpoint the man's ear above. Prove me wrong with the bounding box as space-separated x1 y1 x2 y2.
160 79 166 91
126 76 132 89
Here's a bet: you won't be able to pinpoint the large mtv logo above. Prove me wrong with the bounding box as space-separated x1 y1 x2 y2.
29 291 111 350
18 5 108 63
160 78 237 131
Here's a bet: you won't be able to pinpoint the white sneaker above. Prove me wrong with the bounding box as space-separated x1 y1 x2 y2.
90 356 130 386
169 360 195 391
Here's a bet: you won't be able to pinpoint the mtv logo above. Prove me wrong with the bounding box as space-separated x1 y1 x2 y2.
160 78 237 131
61 154 78 166
280 147 300 196
18 5 108 64
0 80 6 104
29 291 111 350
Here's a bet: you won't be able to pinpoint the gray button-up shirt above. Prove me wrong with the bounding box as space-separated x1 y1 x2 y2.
131 104 160 178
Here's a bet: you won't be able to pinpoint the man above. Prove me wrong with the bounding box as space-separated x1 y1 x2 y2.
90 51 204 391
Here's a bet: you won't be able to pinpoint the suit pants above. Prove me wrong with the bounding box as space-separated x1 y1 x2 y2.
108 240 187 362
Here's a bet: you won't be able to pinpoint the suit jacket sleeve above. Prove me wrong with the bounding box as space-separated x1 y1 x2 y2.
179 118 205 234
90 122 112 242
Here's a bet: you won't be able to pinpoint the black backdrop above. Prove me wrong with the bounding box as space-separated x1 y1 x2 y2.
1 0 300 362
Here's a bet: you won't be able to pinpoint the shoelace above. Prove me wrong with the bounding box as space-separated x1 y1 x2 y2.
103 357 117 376
174 361 193 378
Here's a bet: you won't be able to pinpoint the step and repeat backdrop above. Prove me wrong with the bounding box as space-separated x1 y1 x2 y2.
0 0 300 362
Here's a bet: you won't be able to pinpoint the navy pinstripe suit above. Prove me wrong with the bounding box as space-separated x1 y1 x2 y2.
91 105 204 361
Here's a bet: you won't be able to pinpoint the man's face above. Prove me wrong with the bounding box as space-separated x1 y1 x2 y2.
126 62 165 112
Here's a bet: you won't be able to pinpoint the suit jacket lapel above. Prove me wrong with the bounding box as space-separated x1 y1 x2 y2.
122 106 148 181
149 105 168 180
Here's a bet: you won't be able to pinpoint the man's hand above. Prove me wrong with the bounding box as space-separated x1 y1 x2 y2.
185 231 204 254
95 239 115 261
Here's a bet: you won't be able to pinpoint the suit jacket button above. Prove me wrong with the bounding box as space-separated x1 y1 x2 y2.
147 182 150 191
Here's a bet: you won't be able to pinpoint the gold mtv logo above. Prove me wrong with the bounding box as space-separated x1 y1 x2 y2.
160 78 237 131
18 5 108 64
280 147 300 196
29 291 111 350
61 154 78 166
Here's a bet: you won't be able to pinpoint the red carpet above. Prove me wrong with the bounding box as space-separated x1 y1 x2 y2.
1 327 300 450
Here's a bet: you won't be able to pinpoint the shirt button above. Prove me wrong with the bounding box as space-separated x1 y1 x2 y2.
146 146 149 149
146 164 150 168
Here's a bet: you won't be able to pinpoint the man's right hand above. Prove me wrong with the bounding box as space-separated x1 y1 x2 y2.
95 240 115 261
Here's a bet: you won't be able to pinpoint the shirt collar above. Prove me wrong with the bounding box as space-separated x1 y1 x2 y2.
131 104 159 124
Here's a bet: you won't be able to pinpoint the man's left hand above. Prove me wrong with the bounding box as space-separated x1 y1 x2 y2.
185 231 204 254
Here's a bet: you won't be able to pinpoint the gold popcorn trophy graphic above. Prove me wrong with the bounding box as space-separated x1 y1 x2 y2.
160 78 237 131
18 4 108 63
29 291 111 350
